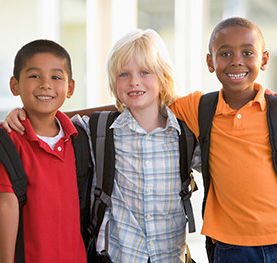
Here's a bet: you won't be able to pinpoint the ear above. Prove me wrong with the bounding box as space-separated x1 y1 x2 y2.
10 76 20 96
66 79 75 98
206 53 215 73
260 51 269 71
159 83 165 92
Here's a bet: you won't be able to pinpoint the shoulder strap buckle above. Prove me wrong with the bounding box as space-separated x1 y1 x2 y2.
179 172 197 201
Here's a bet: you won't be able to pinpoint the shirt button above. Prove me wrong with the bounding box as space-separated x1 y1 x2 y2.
145 160 151 166
237 114 242 119
147 214 152 220
57 146 62 151
147 187 151 193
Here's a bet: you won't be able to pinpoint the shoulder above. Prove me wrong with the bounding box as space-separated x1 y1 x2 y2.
177 91 203 104
0 126 29 164
170 91 203 113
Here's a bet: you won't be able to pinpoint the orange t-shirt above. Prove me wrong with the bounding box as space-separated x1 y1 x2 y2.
170 83 277 246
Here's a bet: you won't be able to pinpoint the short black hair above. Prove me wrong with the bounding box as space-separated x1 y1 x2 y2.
13 39 72 81
208 17 265 53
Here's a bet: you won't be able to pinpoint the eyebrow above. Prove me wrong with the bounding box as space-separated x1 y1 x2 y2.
218 43 255 51
25 67 64 73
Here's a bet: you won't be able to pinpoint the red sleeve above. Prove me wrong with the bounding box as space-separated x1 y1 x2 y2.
0 163 14 193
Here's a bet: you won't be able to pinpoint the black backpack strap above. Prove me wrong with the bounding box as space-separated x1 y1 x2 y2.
177 119 198 233
72 122 92 204
0 128 27 204
0 127 27 263
198 91 219 263
88 111 119 244
71 122 93 247
265 94 277 173
198 91 219 207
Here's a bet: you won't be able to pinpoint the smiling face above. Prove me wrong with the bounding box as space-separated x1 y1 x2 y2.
10 52 74 118
116 56 163 115
207 26 269 93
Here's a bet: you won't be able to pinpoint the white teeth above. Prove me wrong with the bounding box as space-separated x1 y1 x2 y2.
129 91 144 96
37 96 52 100
227 73 247 79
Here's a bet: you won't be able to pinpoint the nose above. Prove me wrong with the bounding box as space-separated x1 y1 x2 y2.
39 78 51 89
231 53 243 66
130 75 140 87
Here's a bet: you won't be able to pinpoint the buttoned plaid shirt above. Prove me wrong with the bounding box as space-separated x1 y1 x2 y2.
73 107 200 263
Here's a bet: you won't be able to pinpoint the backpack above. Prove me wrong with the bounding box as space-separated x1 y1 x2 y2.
85 111 198 263
0 123 92 263
198 92 277 263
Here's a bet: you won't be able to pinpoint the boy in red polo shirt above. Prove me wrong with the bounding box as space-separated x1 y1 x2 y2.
0 40 86 263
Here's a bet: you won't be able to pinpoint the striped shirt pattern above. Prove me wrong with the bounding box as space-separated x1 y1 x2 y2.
72 107 190 263
97 107 187 263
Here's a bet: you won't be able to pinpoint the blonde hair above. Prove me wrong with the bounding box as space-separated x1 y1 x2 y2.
107 29 177 112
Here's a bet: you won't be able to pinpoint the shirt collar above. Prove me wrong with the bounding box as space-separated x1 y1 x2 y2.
216 83 266 115
111 106 181 134
251 83 266 111
22 110 77 141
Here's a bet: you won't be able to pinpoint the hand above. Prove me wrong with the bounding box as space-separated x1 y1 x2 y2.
264 89 277 96
0 108 26 135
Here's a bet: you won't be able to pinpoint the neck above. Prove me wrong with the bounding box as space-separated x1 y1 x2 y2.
222 87 257 110
26 111 59 137
130 107 166 133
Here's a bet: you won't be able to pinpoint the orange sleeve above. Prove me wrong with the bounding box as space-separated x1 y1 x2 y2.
170 91 203 138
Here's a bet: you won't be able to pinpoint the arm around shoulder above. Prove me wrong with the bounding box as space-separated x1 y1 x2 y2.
170 91 203 134
65 104 117 118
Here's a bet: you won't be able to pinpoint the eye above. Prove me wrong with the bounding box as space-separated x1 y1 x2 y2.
29 74 40 79
52 75 62 80
243 51 253 56
221 52 231 57
141 71 149 75
119 72 128 77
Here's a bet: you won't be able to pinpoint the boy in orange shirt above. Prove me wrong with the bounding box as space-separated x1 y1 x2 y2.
171 17 277 263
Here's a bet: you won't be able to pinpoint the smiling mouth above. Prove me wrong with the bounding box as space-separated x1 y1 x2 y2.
227 73 247 80
36 96 53 100
128 91 145 96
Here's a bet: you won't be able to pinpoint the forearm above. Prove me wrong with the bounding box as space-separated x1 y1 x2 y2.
65 104 117 118
0 193 19 263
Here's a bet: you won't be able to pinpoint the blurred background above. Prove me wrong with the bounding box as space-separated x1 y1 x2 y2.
1 0 277 261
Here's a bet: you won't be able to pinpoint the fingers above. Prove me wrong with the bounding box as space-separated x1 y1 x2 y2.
264 88 277 96
2 108 26 135
18 108 26 121
264 88 273 95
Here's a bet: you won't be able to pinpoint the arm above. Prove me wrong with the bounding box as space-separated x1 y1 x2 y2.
1 108 26 135
0 192 19 263
1 105 117 134
65 104 116 118
191 144 201 173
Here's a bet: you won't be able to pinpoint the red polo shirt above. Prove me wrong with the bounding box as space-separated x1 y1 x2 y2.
0 110 86 262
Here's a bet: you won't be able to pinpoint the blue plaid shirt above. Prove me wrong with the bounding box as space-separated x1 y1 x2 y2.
73 107 199 263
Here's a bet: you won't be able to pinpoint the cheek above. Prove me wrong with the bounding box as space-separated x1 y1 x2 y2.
116 85 124 101
116 78 127 90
